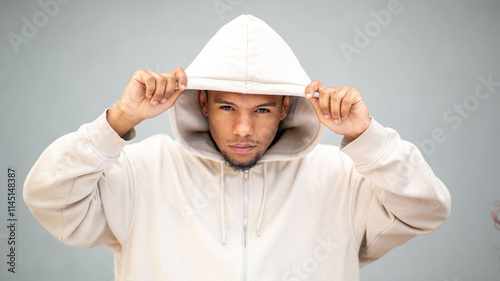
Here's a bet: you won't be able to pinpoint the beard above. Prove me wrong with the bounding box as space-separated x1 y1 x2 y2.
221 150 262 172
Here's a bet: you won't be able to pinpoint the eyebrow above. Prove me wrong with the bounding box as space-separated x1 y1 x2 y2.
214 99 277 107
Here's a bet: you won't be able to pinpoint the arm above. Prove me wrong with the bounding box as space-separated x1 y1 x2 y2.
342 119 451 265
23 112 135 249
23 68 187 249
305 81 451 264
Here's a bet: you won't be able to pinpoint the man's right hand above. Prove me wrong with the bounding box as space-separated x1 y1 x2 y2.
107 67 187 137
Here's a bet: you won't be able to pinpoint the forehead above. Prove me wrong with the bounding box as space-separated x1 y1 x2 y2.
207 91 282 106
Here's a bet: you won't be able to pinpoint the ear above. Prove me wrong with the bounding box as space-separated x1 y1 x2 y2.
280 96 292 120
198 90 208 117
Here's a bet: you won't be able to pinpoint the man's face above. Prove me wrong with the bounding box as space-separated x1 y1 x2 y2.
199 90 291 171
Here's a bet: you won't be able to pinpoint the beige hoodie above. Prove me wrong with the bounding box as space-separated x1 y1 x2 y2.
24 15 451 281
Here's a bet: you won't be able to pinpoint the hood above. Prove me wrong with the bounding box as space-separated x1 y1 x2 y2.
170 14 323 163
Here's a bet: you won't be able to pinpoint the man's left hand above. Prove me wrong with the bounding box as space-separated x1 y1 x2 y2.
305 80 371 141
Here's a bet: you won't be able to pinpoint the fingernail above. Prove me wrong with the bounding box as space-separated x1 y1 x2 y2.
147 94 152 99
161 98 167 103
323 114 329 119
152 100 159 106
306 93 311 98
333 118 340 124
341 116 345 121
180 84 186 90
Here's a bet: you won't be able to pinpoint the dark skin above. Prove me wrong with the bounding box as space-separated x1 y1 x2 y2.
198 90 290 170
107 68 371 153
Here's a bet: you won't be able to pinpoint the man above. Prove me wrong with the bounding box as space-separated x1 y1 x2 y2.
24 15 451 280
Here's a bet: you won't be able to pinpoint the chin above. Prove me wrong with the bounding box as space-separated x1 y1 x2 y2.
222 152 262 172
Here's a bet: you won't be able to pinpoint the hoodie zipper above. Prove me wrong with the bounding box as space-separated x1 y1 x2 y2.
242 169 249 281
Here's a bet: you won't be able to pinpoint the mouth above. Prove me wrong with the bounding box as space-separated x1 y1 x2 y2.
229 143 256 154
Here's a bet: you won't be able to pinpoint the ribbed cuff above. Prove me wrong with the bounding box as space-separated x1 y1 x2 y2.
84 110 136 159
340 119 393 167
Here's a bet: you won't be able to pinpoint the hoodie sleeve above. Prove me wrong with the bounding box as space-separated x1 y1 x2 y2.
23 111 136 251
339 119 451 266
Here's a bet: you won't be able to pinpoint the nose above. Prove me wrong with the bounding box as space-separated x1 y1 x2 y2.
233 112 254 137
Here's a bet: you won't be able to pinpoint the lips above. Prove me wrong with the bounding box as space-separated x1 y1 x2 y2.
229 143 256 154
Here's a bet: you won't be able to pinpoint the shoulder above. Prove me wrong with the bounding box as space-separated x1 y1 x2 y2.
307 143 352 163
299 143 355 173
121 134 185 160
125 134 177 150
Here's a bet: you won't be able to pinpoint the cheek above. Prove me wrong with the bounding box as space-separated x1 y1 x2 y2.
208 115 231 142
257 118 281 142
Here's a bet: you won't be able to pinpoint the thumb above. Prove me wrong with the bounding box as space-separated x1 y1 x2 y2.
304 80 326 120
162 66 187 108
305 95 324 121
164 87 185 109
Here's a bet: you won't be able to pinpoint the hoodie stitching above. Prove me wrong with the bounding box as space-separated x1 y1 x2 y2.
349 174 361 252
188 77 308 87
117 151 137 251
245 16 249 93
220 163 226 245
256 162 267 237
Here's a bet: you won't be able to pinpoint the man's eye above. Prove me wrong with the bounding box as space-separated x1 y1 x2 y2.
256 108 270 113
220 106 233 111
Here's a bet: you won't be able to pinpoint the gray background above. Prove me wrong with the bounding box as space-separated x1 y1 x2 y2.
1 0 499 280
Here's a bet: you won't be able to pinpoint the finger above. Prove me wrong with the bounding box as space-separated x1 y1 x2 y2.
340 88 359 119
319 89 332 119
306 80 330 118
162 66 187 106
173 66 187 91
150 71 168 106
160 67 187 104
305 96 323 120
165 88 185 108
158 77 184 109
304 80 325 99
135 69 156 100
161 67 187 101
163 73 177 101
330 87 349 122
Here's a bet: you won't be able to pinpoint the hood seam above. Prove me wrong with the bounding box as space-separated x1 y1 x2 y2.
187 77 309 86
256 162 268 237
245 16 249 93
220 162 226 245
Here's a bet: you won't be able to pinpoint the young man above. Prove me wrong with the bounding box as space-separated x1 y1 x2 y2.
24 15 451 280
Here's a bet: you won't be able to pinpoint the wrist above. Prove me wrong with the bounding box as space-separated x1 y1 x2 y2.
344 133 360 142
107 103 142 137
344 117 372 142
